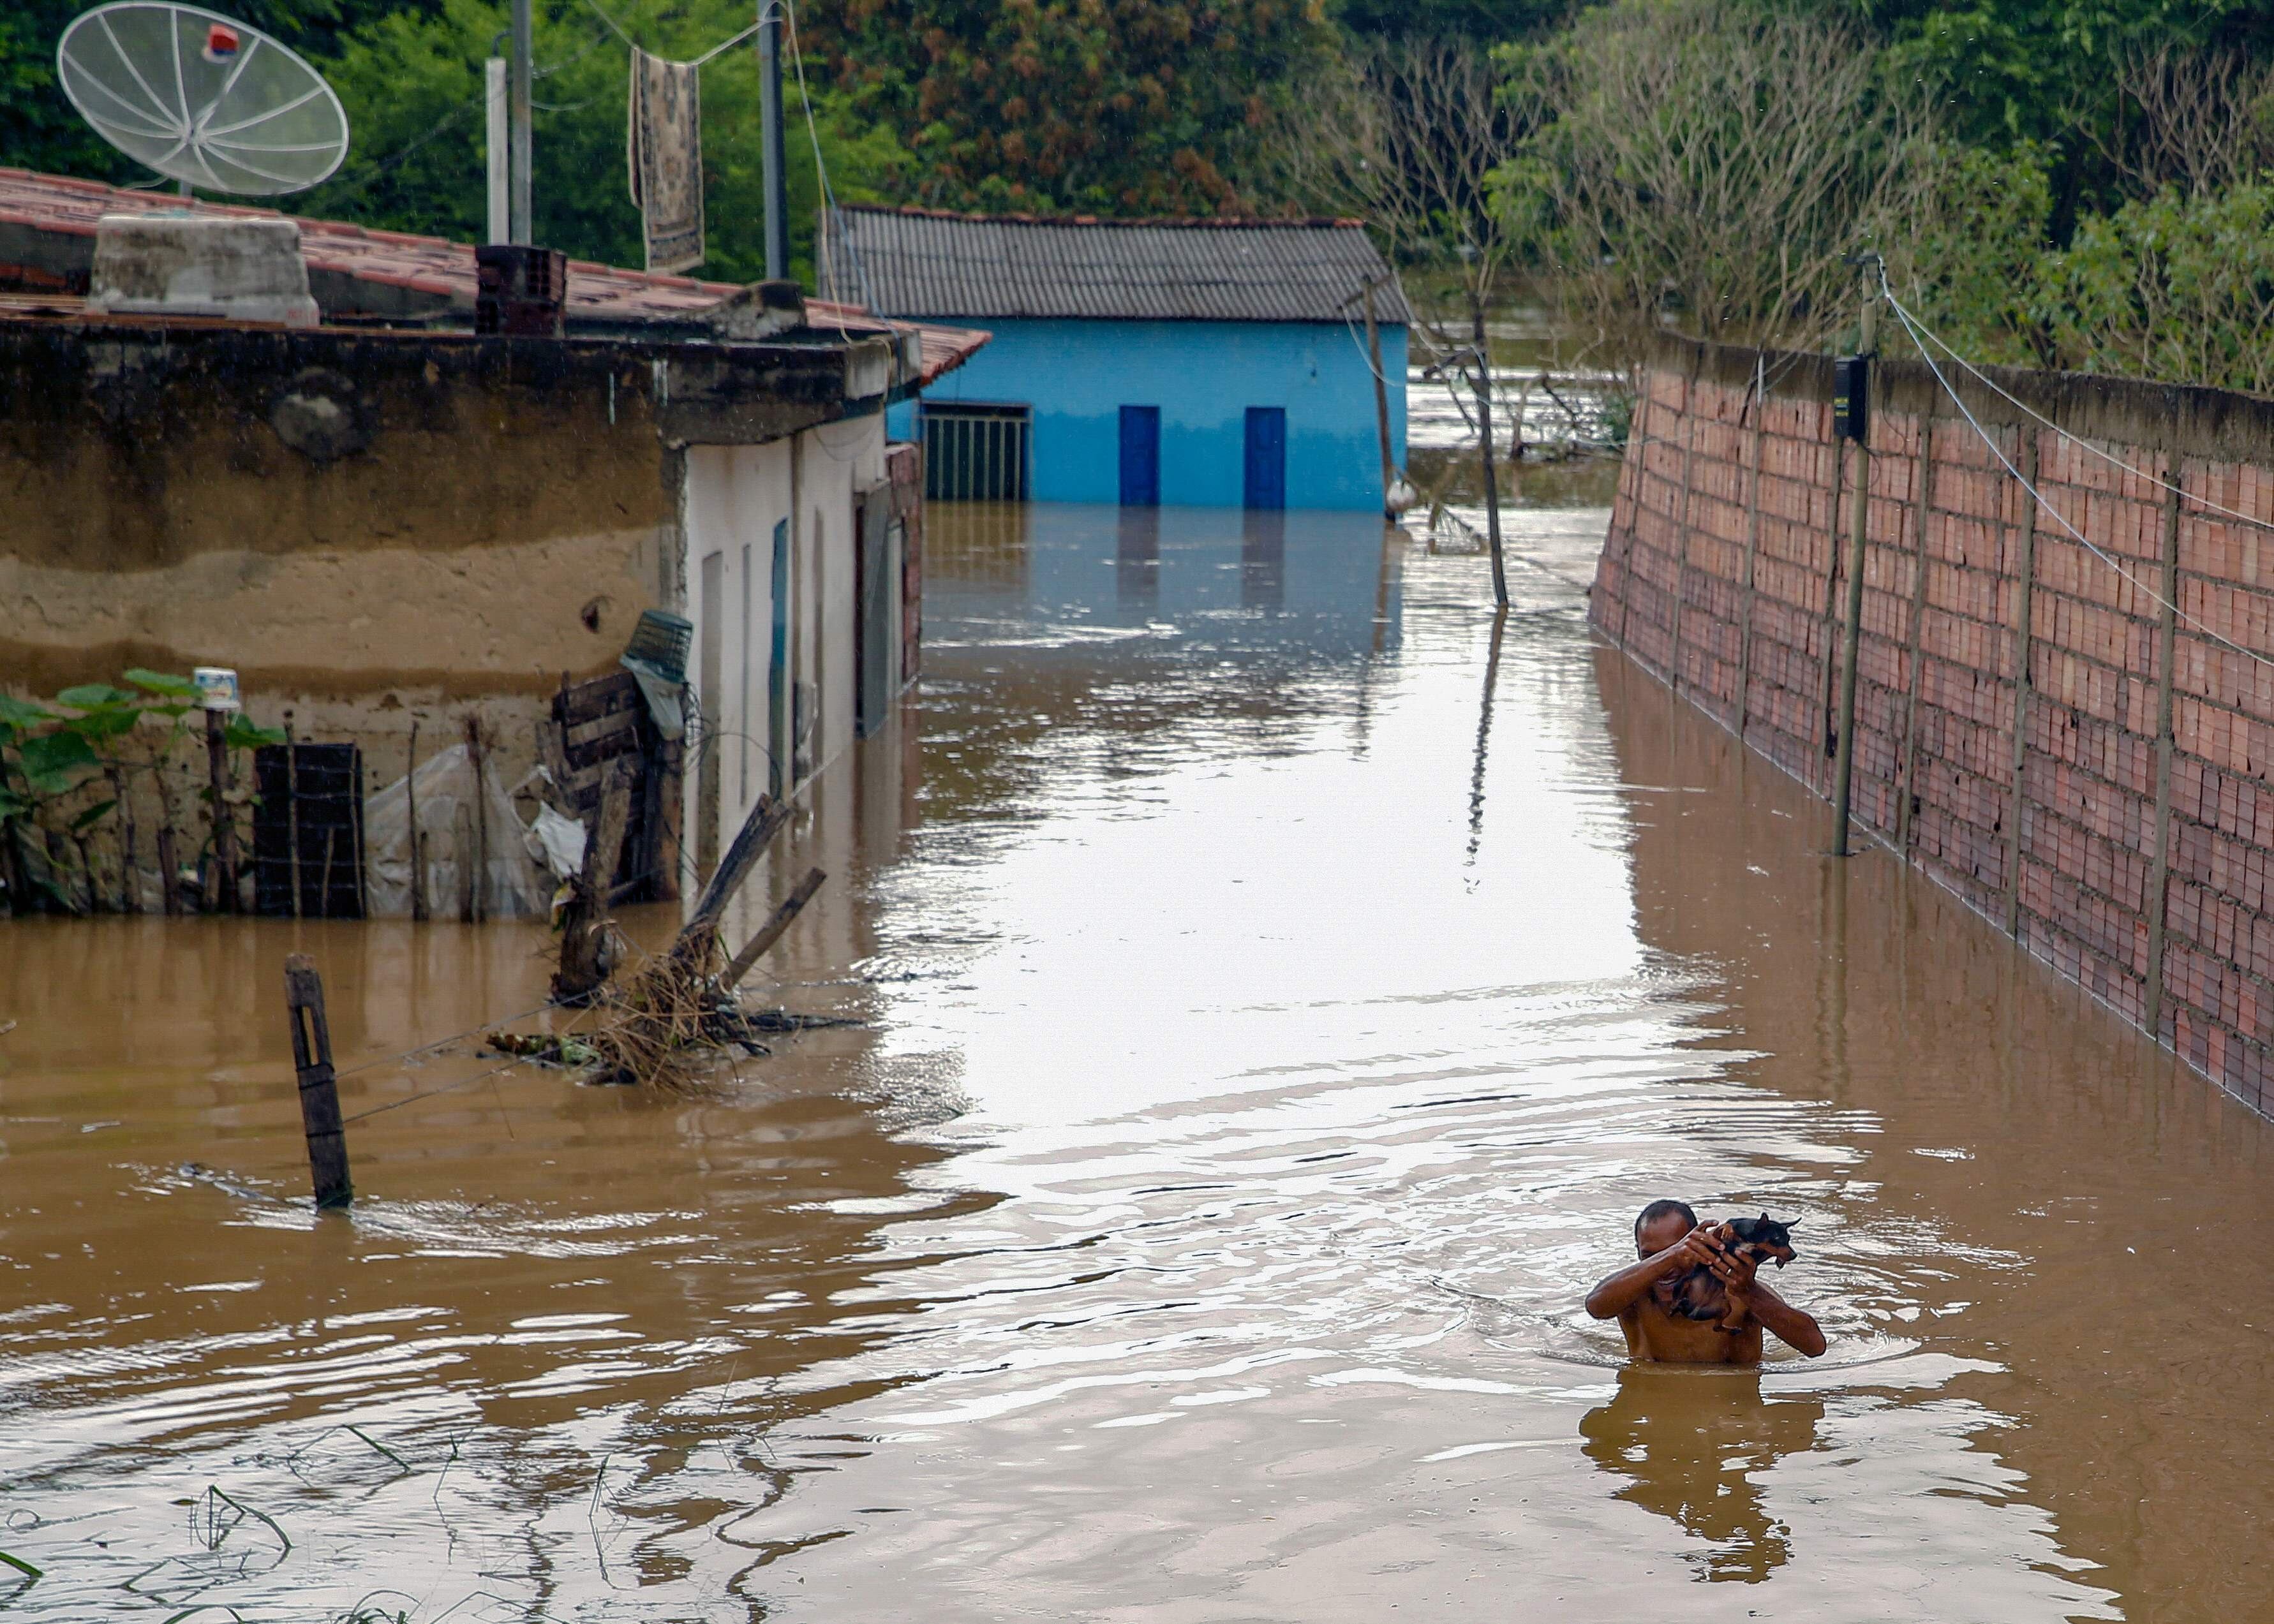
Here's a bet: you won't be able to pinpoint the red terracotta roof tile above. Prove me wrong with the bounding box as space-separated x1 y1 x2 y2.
0 165 986 383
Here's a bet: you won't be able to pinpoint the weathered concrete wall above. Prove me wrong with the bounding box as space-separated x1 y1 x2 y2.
0 315 883 913
0 323 681 698
1593 335 2274 1116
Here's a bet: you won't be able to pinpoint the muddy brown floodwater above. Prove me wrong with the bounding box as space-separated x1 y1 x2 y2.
3 496 2271 1621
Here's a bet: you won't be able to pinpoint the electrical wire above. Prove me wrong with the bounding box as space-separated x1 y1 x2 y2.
1877 280 2274 675
310 29 609 210
342 1054 529 1125
579 0 761 68
330 998 561 1082
1882 273 2274 538
782 0 860 323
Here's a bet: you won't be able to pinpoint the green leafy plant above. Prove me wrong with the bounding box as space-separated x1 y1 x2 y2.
0 671 285 914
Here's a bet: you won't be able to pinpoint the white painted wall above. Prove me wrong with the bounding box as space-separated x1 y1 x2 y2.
680 410 887 901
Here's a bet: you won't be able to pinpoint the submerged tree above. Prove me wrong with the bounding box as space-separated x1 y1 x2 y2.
1268 35 1531 607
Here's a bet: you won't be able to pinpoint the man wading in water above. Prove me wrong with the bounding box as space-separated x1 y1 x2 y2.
1586 1199 1827 1363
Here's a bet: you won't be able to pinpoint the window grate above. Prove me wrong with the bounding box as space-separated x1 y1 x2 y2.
923 403 1031 501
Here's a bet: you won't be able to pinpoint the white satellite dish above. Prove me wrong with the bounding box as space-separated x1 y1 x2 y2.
57 3 350 196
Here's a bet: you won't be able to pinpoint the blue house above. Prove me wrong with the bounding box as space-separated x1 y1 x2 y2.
835 208 1409 512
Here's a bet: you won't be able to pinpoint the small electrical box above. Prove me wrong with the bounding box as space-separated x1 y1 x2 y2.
1833 354 1870 443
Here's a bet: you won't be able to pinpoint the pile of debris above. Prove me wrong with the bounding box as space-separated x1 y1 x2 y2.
489 777 838 1090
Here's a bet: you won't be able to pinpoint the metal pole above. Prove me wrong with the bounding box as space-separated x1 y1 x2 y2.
1361 274 1396 517
1829 274 1878 857
486 55 510 244
509 0 533 244
759 2 789 281
1470 287 1508 610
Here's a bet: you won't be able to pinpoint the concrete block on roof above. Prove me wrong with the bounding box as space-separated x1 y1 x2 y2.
87 212 318 327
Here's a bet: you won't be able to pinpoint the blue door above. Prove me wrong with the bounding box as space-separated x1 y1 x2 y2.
1244 406 1286 510
1118 405 1161 506
768 518 789 795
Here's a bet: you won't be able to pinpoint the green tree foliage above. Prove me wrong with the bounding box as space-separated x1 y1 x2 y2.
797 0 1335 214
1849 0 2264 144
0 1 426 188
1892 142 2056 366
1899 161 2274 395
2047 182 2274 391
1 0 905 287
1493 0 1936 365
300 0 909 286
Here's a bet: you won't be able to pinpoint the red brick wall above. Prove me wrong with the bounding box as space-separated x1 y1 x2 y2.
1594 337 2274 1115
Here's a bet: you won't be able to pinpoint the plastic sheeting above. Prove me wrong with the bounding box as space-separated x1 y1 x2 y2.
526 801 587 882
364 742 552 919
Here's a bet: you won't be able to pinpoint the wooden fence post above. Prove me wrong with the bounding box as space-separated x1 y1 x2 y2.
284 954 352 1209
2003 432 2043 935
2143 469 2186 1038
406 720 427 923
553 760 634 1003
464 715 489 924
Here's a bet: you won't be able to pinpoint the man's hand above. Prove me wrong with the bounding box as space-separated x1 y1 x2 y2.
1670 1226 1734 1273
1708 1243 1759 1306
1585 1223 1729 1320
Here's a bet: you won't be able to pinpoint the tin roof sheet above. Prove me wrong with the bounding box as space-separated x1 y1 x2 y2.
826 206 1413 325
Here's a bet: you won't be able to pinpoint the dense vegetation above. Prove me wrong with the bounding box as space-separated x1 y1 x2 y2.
6 0 2274 387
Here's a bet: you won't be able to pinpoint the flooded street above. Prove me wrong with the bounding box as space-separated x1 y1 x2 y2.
4 491 2272 1620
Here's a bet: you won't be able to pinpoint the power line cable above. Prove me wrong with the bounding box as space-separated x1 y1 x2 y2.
1883 275 2274 538
1876 276 2274 675
343 1054 529 1124
579 0 761 67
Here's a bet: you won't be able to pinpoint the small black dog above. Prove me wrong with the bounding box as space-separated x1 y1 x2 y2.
1668 1213 1801 1331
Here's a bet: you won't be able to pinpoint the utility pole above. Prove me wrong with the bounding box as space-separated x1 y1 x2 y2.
1360 274 1397 519
1829 256 1880 857
1471 284 1508 611
758 1 789 281
484 52 509 243
509 0 533 244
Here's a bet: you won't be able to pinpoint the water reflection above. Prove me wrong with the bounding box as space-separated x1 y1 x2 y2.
1 499 2267 1620
928 501 1400 663
1579 1369 1824 1583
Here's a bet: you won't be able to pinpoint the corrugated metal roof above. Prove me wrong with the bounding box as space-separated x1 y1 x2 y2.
0 167 990 385
828 207 1413 325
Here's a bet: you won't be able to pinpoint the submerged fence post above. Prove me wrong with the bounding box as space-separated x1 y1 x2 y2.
1829 284 1879 855
284 954 352 1209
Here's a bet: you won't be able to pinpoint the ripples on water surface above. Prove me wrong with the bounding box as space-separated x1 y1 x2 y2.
1 499 2270 1620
